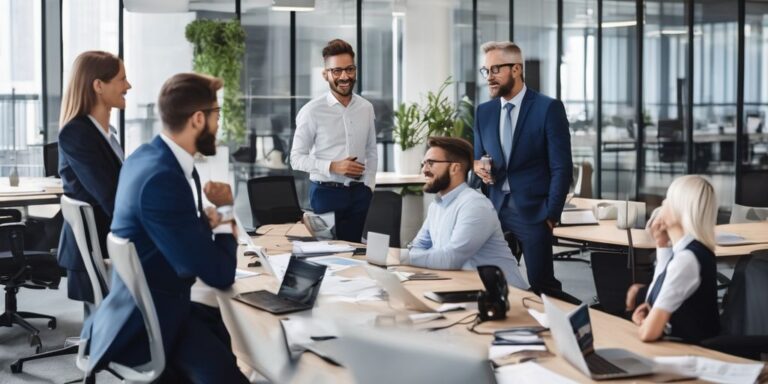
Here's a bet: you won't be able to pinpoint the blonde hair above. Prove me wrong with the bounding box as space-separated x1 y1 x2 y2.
59 51 122 128
665 175 718 251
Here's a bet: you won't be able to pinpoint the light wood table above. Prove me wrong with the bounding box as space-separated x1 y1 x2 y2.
0 177 63 208
222 224 763 383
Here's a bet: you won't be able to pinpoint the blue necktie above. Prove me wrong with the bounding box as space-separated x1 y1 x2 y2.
502 103 515 164
647 263 670 307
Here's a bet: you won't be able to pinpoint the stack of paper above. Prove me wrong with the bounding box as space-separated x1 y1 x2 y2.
560 210 598 226
292 241 355 255
653 356 764 384
495 362 577 384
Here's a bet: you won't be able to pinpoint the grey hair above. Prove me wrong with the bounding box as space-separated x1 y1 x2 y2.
480 41 525 79
665 175 718 251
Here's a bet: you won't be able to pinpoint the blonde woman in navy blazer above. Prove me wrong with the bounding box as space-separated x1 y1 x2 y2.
58 51 130 303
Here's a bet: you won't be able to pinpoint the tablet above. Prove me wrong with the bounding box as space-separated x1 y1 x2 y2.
423 290 482 303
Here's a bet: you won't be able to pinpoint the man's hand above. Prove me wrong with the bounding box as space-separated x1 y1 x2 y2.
330 156 365 178
626 283 647 311
203 181 233 207
632 303 651 325
473 160 493 184
204 206 222 228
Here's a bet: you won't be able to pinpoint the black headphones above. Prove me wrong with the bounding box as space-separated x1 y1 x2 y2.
476 265 510 322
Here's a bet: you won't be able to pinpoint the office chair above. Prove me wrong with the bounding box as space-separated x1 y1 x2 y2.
0 211 61 354
247 176 304 228
362 190 402 247
43 142 60 178
11 196 111 373
736 170 768 207
552 161 593 264
657 119 685 174
729 204 768 224
75 233 165 384
702 250 768 360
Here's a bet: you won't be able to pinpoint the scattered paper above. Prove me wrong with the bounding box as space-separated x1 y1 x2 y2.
320 275 383 302
408 312 444 323
495 362 577 384
527 308 549 328
293 241 355 254
436 303 467 313
653 356 764 384
716 232 763 246
489 344 547 359
560 210 598 225
235 269 260 279
267 253 293 282
308 255 366 268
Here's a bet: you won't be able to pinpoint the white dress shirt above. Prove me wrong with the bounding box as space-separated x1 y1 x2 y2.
646 234 702 314
87 115 124 162
291 92 378 188
498 85 527 192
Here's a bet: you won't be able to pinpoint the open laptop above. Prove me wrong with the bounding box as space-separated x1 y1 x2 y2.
366 232 400 267
235 215 277 276
542 294 654 380
365 265 435 313
234 257 327 314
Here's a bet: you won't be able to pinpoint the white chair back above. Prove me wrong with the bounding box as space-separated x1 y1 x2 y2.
730 204 768 224
60 195 110 306
104 233 165 383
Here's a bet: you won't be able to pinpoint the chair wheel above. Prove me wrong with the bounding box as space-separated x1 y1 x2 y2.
10 361 22 373
48 319 57 329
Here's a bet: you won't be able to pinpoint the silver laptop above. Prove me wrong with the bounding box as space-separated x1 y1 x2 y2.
365 265 434 313
235 215 276 276
366 232 400 266
542 294 654 380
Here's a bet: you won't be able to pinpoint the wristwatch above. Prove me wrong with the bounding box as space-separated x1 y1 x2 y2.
216 205 235 223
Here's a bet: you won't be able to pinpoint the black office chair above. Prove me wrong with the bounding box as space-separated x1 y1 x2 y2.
0 210 61 353
362 190 402 247
247 176 304 228
43 142 59 178
701 250 768 359
657 119 685 174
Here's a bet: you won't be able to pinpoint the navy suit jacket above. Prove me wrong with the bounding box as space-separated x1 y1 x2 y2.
58 115 122 301
82 135 237 371
473 88 572 224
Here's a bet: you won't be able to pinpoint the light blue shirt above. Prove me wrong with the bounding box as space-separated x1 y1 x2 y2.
406 183 529 290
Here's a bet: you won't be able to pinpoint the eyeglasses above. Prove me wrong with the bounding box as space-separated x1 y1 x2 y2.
326 65 357 78
420 159 457 169
479 63 521 78
201 106 221 115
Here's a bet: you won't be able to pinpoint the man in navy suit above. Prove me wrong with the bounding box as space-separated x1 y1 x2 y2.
473 41 574 299
82 73 248 383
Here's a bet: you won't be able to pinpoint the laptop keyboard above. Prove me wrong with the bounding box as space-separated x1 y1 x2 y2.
244 291 301 312
585 352 627 375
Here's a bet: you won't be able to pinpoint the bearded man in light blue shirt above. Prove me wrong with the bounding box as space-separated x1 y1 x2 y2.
399 136 528 290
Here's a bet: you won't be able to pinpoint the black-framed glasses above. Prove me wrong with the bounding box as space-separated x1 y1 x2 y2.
479 63 521 78
420 159 456 169
326 65 357 78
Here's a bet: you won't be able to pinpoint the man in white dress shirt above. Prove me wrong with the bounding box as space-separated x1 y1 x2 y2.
291 39 378 242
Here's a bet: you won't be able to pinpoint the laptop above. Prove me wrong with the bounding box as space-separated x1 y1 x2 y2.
234 257 327 314
236 215 277 276
542 294 654 380
366 232 400 267
365 265 435 313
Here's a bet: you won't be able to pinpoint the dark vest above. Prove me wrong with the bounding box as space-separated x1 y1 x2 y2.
648 239 720 343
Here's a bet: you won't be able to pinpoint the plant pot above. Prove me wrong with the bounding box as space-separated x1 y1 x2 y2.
394 143 425 175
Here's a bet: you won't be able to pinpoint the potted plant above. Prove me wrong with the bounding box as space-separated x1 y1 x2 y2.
422 77 474 141
185 19 246 144
393 102 426 174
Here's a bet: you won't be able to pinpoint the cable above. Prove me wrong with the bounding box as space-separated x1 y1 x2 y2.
426 313 478 332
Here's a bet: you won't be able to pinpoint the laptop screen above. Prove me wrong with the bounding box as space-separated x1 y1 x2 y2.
278 257 327 304
569 304 595 355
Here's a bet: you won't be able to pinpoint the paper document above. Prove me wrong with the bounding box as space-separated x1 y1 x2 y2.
320 275 383 302
527 308 549 328
408 312 444 323
307 256 365 268
653 356 764 384
495 362 577 384
235 269 260 279
560 210 598 225
292 241 355 255
716 232 764 246
489 345 547 360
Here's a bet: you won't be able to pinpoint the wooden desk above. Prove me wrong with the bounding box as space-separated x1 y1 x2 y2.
0 177 63 208
222 224 760 383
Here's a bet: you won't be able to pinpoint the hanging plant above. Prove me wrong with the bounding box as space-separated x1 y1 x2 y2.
185 19 246 143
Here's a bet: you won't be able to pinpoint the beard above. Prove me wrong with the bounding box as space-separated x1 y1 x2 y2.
423 169 451 194
196 119 217 156
489 74 515 99
330 77 356 97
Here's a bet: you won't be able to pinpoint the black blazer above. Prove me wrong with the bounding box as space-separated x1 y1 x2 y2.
57 115 122 301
